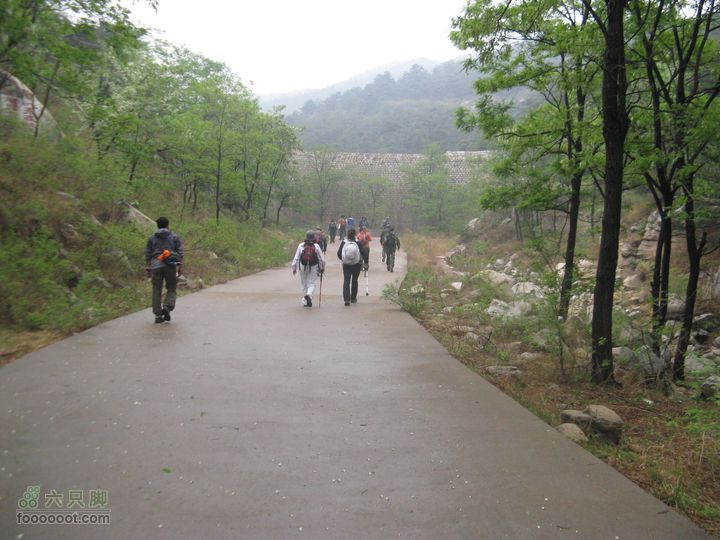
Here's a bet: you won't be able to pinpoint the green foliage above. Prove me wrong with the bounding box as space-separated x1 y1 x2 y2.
286 61 488 152
381 268 438 317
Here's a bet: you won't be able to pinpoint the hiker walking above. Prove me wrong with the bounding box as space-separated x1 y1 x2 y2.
337 228 366 306
329 219 337 244
338 215 347 241
144 216 183 324
314 227 327 253
359 216 369 230
346 216 355 230
357 225 372 267
292 230 326 308
383 227 400 272
380 219 392 263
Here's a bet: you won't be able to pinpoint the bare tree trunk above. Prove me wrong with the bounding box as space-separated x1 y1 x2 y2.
672 179 707 381
591 0 628 385
559 172 582 319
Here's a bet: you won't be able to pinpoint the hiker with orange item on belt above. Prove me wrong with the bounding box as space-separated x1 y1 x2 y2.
144 216 184 324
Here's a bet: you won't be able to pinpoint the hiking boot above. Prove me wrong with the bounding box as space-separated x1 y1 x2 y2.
154 315 164 324
304 294 312 307
350 298 357 304
344 301 350 306
161 308 171 322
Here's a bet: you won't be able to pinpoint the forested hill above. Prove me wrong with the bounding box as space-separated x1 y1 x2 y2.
283 61 489 153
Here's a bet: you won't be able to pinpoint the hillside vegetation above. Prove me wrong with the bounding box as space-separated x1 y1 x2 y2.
0 1 302 362
285 62 496 152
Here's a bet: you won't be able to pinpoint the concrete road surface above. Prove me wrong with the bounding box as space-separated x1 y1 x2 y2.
0 247 711 539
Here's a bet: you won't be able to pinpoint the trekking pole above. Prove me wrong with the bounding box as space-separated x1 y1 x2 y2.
365 266 369 296
318 271 323 308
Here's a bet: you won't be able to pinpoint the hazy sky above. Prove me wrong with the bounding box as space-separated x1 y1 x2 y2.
125 0 469 96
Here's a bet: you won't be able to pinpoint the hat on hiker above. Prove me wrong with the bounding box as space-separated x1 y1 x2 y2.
305 230 315 242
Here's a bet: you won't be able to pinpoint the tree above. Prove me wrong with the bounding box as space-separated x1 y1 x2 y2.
582 0 629 384
405 145 455 231
306 147 344 223
451 0 604 319
625 0 720 379
366 176 392 226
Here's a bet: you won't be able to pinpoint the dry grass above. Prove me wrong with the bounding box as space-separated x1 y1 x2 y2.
0 329 64 366
403 233 720 538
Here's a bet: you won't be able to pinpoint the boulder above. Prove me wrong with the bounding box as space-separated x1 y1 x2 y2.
519 352 543 362
567 292 593 320
482 270 516 289
99 248 134 277
560 409 593 431
467 218 481 232
0 68 57 132
59 223 80 245
612 346 636 365
685 354 717 374
486 365 522 378
577 259 596 278
623 272 646 289
408 284 425 296
117 202 155 232
666 296 685 321
452 325 476 335
556 423 589 444
700 375 720 400
693 313 720 333
511 282 544 297
85 276 113 290
450 282 463 291
584 405 624 444
486 299 532 319
502 341 523 354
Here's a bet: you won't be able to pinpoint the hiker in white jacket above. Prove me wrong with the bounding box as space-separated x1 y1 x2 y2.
291 230 326 307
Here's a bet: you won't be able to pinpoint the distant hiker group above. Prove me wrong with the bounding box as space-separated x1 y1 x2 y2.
292 216 400 308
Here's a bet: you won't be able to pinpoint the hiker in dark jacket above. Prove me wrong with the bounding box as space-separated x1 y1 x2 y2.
383 227 400 272
328 219 337 244
144 216 183 323
337 228 367 306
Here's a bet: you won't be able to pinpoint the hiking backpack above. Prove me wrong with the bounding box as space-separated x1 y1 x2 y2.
300 242 318 267
341 241 361 265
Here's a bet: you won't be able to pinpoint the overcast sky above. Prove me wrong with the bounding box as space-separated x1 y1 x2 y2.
124 0 469 96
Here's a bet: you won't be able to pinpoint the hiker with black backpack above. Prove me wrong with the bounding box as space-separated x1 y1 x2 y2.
292 230 326 308
144 216 183 324
383 227 400 272
337 228 367 306
328 218 337 244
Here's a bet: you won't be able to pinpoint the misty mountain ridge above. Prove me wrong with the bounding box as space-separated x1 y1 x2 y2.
259 57 457 113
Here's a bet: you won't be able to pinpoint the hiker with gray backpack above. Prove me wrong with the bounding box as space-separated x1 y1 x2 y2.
292 230 326 307
337 228 367 306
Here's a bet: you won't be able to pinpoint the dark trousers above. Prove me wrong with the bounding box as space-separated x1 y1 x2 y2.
342 263 362 302
386 249 396 270
151 265 177 315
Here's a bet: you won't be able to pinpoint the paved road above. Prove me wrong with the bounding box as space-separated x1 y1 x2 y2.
0 247 711 539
